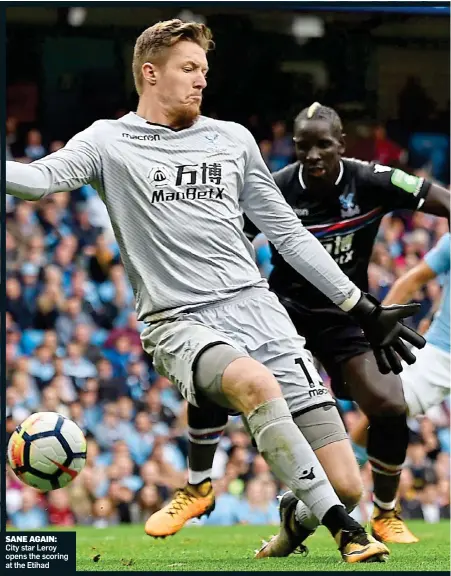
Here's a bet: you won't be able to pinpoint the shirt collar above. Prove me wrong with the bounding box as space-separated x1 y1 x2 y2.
298 160 344 189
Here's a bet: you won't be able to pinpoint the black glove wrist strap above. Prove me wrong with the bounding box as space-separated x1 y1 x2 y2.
349 292 379 320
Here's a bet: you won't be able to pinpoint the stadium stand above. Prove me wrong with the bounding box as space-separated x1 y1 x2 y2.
5 110 449 528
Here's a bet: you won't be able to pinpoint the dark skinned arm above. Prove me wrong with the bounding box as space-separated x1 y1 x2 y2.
420 182 450 219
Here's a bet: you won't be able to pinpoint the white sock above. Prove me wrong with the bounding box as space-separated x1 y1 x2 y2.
373 496 397 511
188 469 212 485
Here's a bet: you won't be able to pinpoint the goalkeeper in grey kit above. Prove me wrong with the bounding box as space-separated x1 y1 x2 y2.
6 19 424 562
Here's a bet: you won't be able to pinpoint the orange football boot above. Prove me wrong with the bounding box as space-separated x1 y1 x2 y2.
145 480 215 537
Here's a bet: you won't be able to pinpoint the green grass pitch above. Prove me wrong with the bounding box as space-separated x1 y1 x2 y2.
74 521 450 571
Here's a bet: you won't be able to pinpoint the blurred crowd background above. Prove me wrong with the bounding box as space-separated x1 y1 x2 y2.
5 5 450 529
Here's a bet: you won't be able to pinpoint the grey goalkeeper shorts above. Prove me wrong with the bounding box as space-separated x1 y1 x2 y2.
141 286 335 413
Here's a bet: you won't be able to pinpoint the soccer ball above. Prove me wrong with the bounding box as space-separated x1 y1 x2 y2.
7 412 87 491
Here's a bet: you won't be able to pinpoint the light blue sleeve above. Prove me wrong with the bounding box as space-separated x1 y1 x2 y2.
254 233 274 278
425 233 450 276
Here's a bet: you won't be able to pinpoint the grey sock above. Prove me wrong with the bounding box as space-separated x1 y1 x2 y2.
246 398 341 523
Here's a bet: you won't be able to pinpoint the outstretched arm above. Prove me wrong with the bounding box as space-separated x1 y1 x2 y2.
421 182 450 219
384 232 450 306
6 124 102 201
383 261 436 306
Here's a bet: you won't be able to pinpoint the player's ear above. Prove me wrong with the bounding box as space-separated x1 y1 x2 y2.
142 62 157 86
338 133 346 155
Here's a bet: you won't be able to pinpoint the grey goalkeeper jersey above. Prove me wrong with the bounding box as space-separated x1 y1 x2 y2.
6 112 358 323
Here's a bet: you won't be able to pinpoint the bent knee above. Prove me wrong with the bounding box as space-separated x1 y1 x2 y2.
344 354 407 417
363 390 407 417
222 357 282 414
358 376 407 417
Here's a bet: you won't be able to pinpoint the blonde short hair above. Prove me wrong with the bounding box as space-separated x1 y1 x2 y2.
132 19 214 95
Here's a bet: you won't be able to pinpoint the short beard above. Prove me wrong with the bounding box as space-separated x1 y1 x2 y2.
169 102 201 129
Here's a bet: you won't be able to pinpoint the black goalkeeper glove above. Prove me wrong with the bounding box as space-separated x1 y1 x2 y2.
349 293 426 375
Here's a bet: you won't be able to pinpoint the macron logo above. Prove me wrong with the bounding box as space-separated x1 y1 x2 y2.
122 133 160 141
